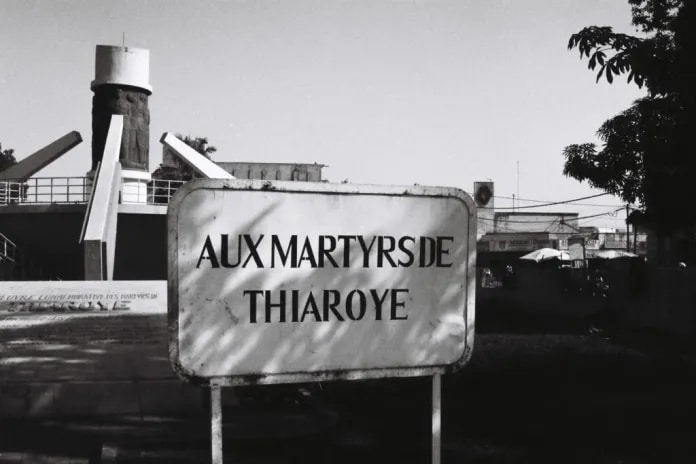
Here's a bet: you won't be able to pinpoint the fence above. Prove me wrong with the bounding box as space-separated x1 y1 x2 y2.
146 178 186 205
0 177 187 206
0 231 17 264
0 177 90 205
0 231 18 280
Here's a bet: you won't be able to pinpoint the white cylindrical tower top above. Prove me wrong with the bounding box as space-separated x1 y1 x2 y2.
91 45 152 94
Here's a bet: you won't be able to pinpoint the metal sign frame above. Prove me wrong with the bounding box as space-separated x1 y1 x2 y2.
167 178 476 386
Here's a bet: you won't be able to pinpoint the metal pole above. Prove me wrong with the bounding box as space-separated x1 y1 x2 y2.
211 382 223 464
633 226 638 254
432 374 441 464
626 205 630 251
517 161 520 206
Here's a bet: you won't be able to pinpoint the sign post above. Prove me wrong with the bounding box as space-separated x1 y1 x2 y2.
168 179 476 462
210 381 223 464
432 373 442 464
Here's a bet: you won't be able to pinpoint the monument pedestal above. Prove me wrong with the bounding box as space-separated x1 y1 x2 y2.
121 169 151 204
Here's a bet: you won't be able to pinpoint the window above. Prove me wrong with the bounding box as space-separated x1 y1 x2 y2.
292 170 309 181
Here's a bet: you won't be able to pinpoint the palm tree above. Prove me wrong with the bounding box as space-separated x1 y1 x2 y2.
177 135 217 159
149 134 217 203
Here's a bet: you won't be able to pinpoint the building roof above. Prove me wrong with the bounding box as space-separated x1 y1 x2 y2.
217 162 327 168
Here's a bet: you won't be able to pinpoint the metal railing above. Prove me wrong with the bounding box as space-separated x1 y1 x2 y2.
0 177 187 206
0 177 90 205
148 178 186 205
0 231 17 265
0 231 19 280
0 230 53 280
121 178 186 205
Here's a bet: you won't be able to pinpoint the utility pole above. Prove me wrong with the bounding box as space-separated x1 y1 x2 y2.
517 161 520 210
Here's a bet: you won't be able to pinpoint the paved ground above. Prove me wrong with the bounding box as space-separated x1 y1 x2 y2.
2 323 695 463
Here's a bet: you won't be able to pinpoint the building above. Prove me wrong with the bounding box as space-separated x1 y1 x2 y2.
596 228 648 255
219 162 325 181
476 211 581 266
471 181 649 265
162 145 326 182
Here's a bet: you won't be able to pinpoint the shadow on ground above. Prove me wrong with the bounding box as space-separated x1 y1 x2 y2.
2 301 696 463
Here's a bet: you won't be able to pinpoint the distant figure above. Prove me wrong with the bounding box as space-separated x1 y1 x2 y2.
587 270 613 334
592 271 609 299
502 265 517 289
482 268 493 288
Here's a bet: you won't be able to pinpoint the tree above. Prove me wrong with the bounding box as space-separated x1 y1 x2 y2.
0 142 17 173
0 143 26 203
562 0 694 236
151 134 217 182
149 135 217 203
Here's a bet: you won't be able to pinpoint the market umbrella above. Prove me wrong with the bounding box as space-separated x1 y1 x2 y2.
519 248 571 262
592 249 639 259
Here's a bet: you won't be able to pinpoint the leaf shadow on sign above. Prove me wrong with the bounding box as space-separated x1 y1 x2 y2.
175 191 474 383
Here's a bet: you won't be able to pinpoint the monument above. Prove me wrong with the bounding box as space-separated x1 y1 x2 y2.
90 45 152 203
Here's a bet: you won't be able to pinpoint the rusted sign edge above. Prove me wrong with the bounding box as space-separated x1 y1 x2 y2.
167 178 476 385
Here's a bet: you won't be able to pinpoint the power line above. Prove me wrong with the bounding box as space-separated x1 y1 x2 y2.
478 216 576 224
483 192 611 210
502 199 624 207
573 208 624 220
579 216 626 223
493 193 613 204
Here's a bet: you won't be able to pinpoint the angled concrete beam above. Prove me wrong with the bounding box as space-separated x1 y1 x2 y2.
81 116 123 280
160 133 234 179
0 131 82 181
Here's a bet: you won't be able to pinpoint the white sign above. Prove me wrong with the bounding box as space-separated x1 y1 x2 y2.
168 180 476 385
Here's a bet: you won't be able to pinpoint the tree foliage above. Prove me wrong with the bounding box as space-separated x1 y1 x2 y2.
0 142 17 173
151 134 217 182
562 0 694 232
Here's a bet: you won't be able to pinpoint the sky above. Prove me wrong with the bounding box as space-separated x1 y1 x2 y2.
0 0 645 229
